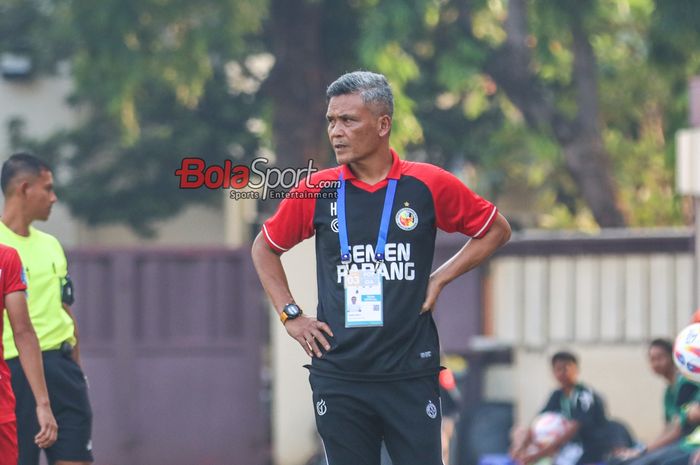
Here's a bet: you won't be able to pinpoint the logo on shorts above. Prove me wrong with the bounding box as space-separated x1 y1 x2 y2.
396 207 418 231
426 400 438 419
86 439 92 451
316 399 327 416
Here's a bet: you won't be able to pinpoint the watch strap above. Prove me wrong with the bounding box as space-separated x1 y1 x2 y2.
280 303 302 324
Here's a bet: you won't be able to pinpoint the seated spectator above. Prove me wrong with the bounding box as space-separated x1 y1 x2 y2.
623 403 700 465
613 339 699 461
510 351 610 465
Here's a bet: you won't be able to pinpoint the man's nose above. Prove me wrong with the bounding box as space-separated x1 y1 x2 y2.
329 124 344 139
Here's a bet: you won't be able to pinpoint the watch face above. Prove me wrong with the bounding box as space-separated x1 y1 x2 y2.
285 304 301 318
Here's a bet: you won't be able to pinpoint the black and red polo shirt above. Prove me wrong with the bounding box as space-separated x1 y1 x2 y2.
262 149 498 381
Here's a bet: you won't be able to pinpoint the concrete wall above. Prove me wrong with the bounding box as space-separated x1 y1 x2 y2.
0 73 83 245
75 204 226 246
272 238 319 465
491 252 693 347
0 72 78 147
73 190 256 247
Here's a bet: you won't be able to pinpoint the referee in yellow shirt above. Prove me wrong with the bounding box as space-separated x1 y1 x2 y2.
0 153 93 465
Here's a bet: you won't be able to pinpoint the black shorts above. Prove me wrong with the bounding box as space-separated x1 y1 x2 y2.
8 345 94 465
309 373 443 465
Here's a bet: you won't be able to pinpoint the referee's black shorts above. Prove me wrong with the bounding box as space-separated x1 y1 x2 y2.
7 344 94 465
310 373 443 465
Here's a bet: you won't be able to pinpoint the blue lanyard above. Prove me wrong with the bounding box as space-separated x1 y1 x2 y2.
337 172 397 264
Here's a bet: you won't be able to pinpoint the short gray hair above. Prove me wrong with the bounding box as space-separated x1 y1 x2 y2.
326 71 394 117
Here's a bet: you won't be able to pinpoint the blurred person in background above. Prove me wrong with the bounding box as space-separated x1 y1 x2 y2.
439 366 463 465
510 351 610 465
0 153 93 465
612 339 699 462
628 403 700 465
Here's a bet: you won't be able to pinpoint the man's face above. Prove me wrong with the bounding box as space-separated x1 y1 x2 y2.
552 360 578 388
25 169 57 221
326 93 390 166
649 346 673 377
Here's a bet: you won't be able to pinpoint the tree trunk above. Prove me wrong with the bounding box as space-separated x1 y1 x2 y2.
482 0 626 227
266 0 330 172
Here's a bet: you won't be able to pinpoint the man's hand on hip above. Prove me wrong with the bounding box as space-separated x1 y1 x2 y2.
421 276 445 314
285 315 333 358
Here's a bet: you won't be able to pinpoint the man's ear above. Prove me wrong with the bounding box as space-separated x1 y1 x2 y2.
17 179 31 197
378 115 392 137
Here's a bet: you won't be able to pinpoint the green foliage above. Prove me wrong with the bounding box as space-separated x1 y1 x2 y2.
4 0 698 233
363 0 693 229
0 0 75 73
7 0 268 235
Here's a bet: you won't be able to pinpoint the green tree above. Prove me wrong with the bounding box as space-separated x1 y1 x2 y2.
6 0 698 233
356 0 699 229
7 0 268 235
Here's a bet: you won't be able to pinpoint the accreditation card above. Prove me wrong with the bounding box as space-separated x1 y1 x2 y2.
344 267 383 327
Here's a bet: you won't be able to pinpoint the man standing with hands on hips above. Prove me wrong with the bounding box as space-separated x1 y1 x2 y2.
252 71 511 465
0 153 93 465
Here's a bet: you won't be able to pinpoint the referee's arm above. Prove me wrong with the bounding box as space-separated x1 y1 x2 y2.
62 304 82 366
421 212 511 313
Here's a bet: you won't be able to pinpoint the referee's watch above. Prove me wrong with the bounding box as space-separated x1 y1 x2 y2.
280 303 302 324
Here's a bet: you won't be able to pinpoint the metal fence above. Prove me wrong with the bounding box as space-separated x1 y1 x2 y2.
68 248 269 465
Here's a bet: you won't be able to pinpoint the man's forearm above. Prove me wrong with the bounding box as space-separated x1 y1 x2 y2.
431 213 511 288
251 233 295 314
647 421 682 451
539 422 580 457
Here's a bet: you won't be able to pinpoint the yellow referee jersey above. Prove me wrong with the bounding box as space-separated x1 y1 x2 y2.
0 222 76 359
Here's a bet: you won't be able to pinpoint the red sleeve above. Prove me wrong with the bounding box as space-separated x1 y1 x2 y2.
261 181 318 254
2 247 27 295
409 164 498 238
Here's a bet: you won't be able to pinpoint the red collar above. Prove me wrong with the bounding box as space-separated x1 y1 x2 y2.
339 148 402 184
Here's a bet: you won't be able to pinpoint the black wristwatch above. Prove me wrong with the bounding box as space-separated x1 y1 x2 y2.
280 303 302 324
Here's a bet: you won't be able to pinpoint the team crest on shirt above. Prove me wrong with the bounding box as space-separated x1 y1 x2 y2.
395 207 418 231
